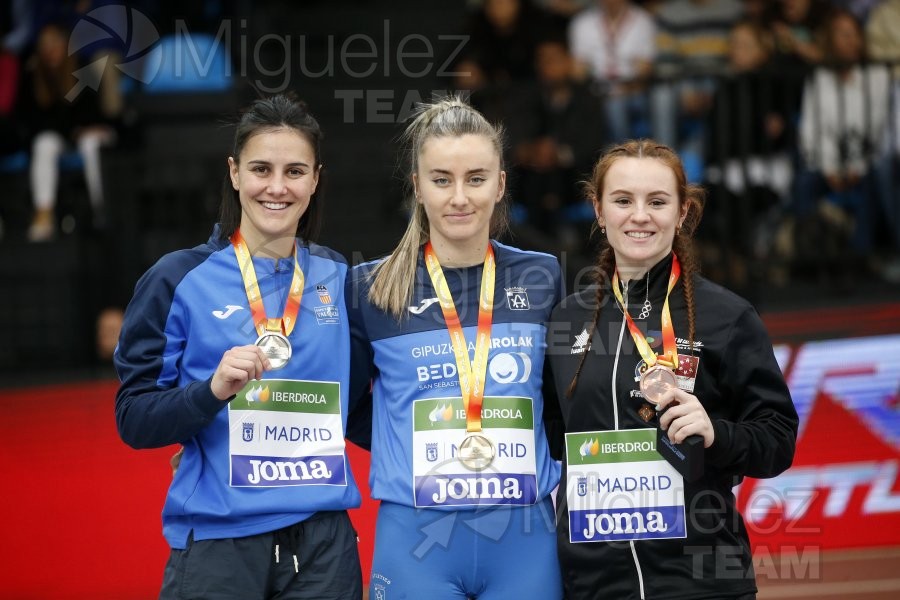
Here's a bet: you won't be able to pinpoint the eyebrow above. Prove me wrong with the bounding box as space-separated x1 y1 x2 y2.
428 168 489 175
247 160 311 168
608 189 672 197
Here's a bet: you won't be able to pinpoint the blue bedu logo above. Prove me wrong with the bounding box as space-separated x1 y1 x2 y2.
243 422 255 442
577 476 588 497
426 442 438 462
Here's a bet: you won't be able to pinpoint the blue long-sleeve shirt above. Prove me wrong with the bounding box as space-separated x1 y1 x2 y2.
115 228 361 548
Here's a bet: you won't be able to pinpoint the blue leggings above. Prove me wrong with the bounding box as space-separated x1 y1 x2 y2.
369 498 562 600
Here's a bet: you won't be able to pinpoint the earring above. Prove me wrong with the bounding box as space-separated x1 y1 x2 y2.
600 227 606 234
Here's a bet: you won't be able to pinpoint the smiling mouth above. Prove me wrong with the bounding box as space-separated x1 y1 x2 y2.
261 201 289 210
626 232 654 239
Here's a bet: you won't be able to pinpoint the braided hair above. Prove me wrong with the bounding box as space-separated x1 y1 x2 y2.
566 140 706 399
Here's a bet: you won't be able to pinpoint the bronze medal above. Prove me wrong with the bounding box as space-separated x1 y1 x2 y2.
639 364 677 404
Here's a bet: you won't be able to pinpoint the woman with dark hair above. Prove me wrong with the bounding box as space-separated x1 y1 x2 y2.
114 95 363 600
547 140 798 599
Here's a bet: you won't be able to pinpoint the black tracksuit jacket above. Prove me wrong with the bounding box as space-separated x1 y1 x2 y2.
546 254 798 600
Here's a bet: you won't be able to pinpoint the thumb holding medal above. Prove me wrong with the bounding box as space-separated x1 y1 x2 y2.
210 345 272 401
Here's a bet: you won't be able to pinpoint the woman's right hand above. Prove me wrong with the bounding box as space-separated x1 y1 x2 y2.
210 345 271 401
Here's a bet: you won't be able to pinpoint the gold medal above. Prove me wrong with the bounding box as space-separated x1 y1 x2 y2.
425 242 498 470
458 432 496 470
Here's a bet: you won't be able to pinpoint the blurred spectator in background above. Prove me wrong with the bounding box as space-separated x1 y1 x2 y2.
468 0 553 83
767 0 825 139
0 18 24 157
450 54 514 132
69 0 127 122
17 23 116 242
772 0 828 68
867 0 900 74
795 8 890 264
832 0 885 22
95 306 123 363
741 0 776 26
0 0 33 155
507 37 607 243
568 0 656 142
2 0 34 56
703 20 794 285
651 0 744 162
535 0 594 23
867 0 900 265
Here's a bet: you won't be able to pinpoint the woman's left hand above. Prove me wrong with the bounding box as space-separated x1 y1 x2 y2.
655 388 715 448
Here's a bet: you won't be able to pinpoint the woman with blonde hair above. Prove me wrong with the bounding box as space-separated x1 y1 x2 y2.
348 97 564 599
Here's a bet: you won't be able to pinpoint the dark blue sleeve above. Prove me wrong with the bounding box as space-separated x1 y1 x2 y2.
344 265 375 451
556 259 566 303
542 258 566 459
114 254 226 449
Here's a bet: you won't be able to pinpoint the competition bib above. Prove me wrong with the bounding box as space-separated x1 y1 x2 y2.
565 429 686 543
228 379 347 487
411 396 537 507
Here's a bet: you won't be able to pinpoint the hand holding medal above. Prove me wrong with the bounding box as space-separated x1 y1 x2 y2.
210 344 272 401
611 254 682 415
231 229 304 372
612 255 705 482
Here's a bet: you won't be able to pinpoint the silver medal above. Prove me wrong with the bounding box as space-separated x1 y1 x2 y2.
255 332 292 370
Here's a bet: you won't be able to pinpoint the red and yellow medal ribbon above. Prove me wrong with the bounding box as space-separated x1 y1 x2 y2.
424 242 495 433
611 254 682 371
231 229 305 337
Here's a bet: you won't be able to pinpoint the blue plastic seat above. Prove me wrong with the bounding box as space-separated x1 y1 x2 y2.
0 151 28 173
141 33 232 94
561 202 596 224
0 150 84 173
681 149 704 184
59 152 85 170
